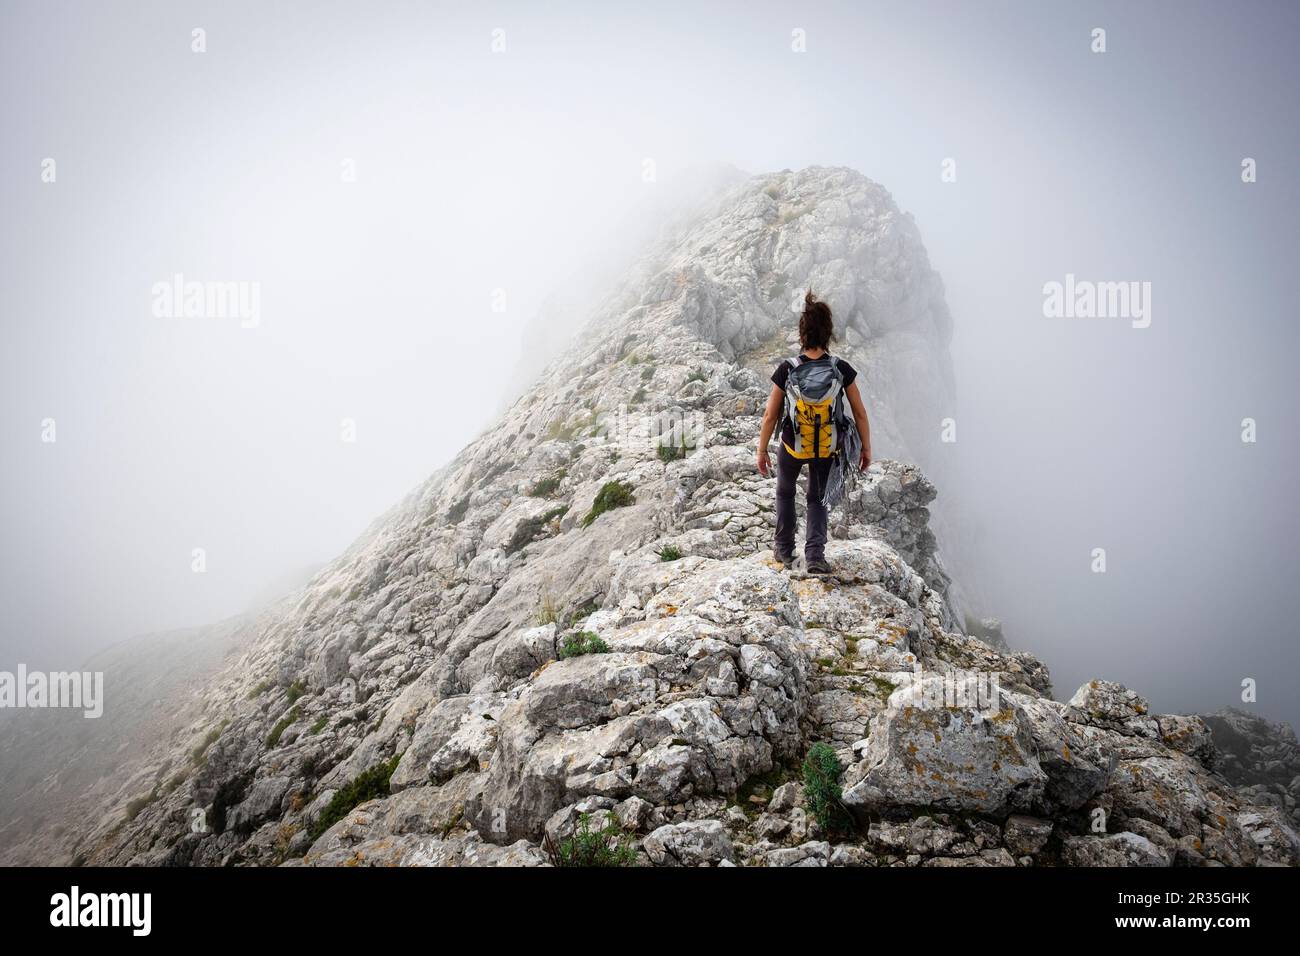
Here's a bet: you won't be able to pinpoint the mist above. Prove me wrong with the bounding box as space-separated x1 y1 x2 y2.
2 0 1297 731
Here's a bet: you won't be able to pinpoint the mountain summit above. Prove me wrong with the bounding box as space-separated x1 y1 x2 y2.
7 167 1297 867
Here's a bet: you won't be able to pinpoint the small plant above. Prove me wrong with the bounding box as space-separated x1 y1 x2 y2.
802 742 852 833
274 821 300 861
685 368 707 384
191 722 225 764
308 755 400 842
545 419 581 442
536 592 560 626
266 705 300 748
285 680 307 705
546 813 638 867
869 676 898 698
640 364 655 382
558 631 610 659
528 470 566 497
246 680 272 700
582 480 635 527
309 715 328 735
657 544 682 562
656 441 687 463
505 505 569 555
124 790 158 822
630 387 646 404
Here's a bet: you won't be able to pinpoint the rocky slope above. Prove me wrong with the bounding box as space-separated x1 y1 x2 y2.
0 614 258 864
12 166 1298 868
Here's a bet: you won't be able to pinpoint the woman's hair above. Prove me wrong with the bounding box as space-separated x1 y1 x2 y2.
799 290 834 350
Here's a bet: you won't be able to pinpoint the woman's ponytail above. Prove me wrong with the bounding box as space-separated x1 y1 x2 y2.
799 290 834 350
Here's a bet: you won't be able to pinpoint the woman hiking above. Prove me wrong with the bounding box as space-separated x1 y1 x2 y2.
756 291 872 574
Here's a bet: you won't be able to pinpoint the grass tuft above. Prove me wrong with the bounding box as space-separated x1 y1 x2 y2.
582 481 634 528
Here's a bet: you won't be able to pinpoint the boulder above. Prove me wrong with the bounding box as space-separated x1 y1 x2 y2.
842 677 1047 815
643 820 734 866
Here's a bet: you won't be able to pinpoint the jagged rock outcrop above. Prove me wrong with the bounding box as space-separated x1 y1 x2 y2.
1202 708 1300 824
6 166 1297 868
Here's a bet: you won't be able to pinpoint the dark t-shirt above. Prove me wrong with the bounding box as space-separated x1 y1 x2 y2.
771 353 858 446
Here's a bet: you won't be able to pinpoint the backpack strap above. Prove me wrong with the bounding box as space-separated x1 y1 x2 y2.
781 357 801 441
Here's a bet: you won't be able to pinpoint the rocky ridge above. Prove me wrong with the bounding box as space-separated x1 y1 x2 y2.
10 166 1298 868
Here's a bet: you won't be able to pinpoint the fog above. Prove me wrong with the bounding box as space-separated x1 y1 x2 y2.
2 1 1297 729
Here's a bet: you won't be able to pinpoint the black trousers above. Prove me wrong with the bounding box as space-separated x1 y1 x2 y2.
774 444 833 561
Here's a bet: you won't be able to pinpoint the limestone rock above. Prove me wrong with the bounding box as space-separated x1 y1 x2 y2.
842 678 1047 815
643 820 734 866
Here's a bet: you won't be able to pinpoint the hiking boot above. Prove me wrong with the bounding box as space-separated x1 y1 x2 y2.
806 557 833 575
774 551 795 569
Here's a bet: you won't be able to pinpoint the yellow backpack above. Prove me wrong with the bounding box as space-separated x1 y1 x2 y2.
781 354 847 460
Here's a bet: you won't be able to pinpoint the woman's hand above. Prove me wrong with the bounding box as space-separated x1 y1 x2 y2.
757 448 771 477
859 446 872 471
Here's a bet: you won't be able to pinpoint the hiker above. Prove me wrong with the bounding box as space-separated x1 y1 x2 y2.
756 291 872 574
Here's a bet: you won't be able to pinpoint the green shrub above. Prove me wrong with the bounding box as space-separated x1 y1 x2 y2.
640 364 655 382
309 755 401 842
246 680 272 700
685 369 707 384
630 387 646 404
505 505 569 555
581 481 634 527
656 441 687 463
657 545 682 562
266 705 300 748
547 813 638 867
309 716 328 735
558 631 610 659
802 743 851 833
528 470 566 497
285 680 307 705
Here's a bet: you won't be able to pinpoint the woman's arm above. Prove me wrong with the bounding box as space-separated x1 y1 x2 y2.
756 383 784 476
844 381 872 470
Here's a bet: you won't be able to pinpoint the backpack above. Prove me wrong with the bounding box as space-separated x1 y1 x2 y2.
781 354 848 460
